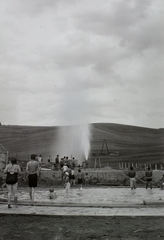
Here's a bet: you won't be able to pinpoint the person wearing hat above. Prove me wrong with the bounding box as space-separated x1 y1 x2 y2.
26 154 40 205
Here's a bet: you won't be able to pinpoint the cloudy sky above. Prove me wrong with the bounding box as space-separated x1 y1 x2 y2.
0 0 164 128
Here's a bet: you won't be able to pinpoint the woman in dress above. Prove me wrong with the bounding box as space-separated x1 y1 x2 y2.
4 157 21 208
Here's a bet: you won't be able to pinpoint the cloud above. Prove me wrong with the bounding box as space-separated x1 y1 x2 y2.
0 0 164 128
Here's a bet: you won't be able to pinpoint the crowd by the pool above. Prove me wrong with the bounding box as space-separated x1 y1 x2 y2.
33 154 90 187
2 154 91 208
1 153 164 209
46 154 89 171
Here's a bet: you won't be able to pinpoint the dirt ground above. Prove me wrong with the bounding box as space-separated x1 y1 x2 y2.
0 215 164 240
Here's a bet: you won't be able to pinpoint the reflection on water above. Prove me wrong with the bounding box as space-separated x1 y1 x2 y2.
0 187 163 204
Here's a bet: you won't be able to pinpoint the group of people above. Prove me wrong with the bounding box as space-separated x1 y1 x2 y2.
47 155 77 171
62 163 90 193
3 154 90 208
3 157 164 209
126 166 164 190
3 154 40 208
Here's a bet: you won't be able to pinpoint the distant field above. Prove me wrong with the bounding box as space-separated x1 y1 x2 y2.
0 123 164 166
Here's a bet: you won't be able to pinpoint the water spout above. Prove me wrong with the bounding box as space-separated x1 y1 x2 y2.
55 124 91 164
81 124 91 161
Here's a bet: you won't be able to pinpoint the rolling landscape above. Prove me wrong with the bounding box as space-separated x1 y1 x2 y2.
0 123 164 168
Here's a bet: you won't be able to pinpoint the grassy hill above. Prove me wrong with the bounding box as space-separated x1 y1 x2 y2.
90 123 164 167
0 123 164 167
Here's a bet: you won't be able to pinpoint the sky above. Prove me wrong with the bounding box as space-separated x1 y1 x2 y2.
0 0 164 129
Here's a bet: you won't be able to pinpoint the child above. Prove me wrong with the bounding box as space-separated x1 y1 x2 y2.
49 187 56 199
65 172 70 194
70 168 75 186
84 173 90 185
77 169 83 189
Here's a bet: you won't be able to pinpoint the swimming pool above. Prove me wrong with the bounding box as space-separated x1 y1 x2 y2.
0 187 163 205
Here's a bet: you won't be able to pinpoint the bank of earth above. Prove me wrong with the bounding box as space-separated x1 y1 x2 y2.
0 215 164 240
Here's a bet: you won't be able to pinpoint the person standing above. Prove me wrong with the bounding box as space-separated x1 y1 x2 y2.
126 166 136 190
4 157 21 208
70 168 75 186
145 167 153 189
64 172 71 194
60 158 64 170
84 173 90 185
77 169 83 189
55 155 59 170
47 156 52 168
37 155 43 177
26 154 40 205
48 156 51 163
159 174 164 190
62 163 68 172
62 163 68 182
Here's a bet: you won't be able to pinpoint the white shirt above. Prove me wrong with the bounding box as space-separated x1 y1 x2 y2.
62 165 68 171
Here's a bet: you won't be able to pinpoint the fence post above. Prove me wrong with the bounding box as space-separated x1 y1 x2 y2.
94 158 96 168
99 158 101 168
121 162 123 169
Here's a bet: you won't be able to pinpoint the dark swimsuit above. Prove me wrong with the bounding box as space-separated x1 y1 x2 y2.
28 173 38 187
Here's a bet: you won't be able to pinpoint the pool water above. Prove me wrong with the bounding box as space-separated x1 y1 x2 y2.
1 187 163 205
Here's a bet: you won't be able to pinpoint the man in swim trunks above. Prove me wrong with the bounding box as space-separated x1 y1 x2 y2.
26 154 40 205
126 166 136 190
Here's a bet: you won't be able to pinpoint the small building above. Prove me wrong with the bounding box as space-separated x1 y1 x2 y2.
0 143 9 170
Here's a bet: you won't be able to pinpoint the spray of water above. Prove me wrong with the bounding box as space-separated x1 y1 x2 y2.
54 124 91 164
52 89 91 164
81 124 91 160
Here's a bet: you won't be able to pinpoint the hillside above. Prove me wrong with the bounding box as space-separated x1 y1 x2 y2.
0 123 164 166
90 123 164 167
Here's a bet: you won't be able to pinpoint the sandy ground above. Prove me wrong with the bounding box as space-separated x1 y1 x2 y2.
0 215 164 240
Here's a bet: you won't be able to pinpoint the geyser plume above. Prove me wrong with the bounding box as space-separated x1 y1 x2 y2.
56 124 91 164
54 90 91 164
81 124 91 160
